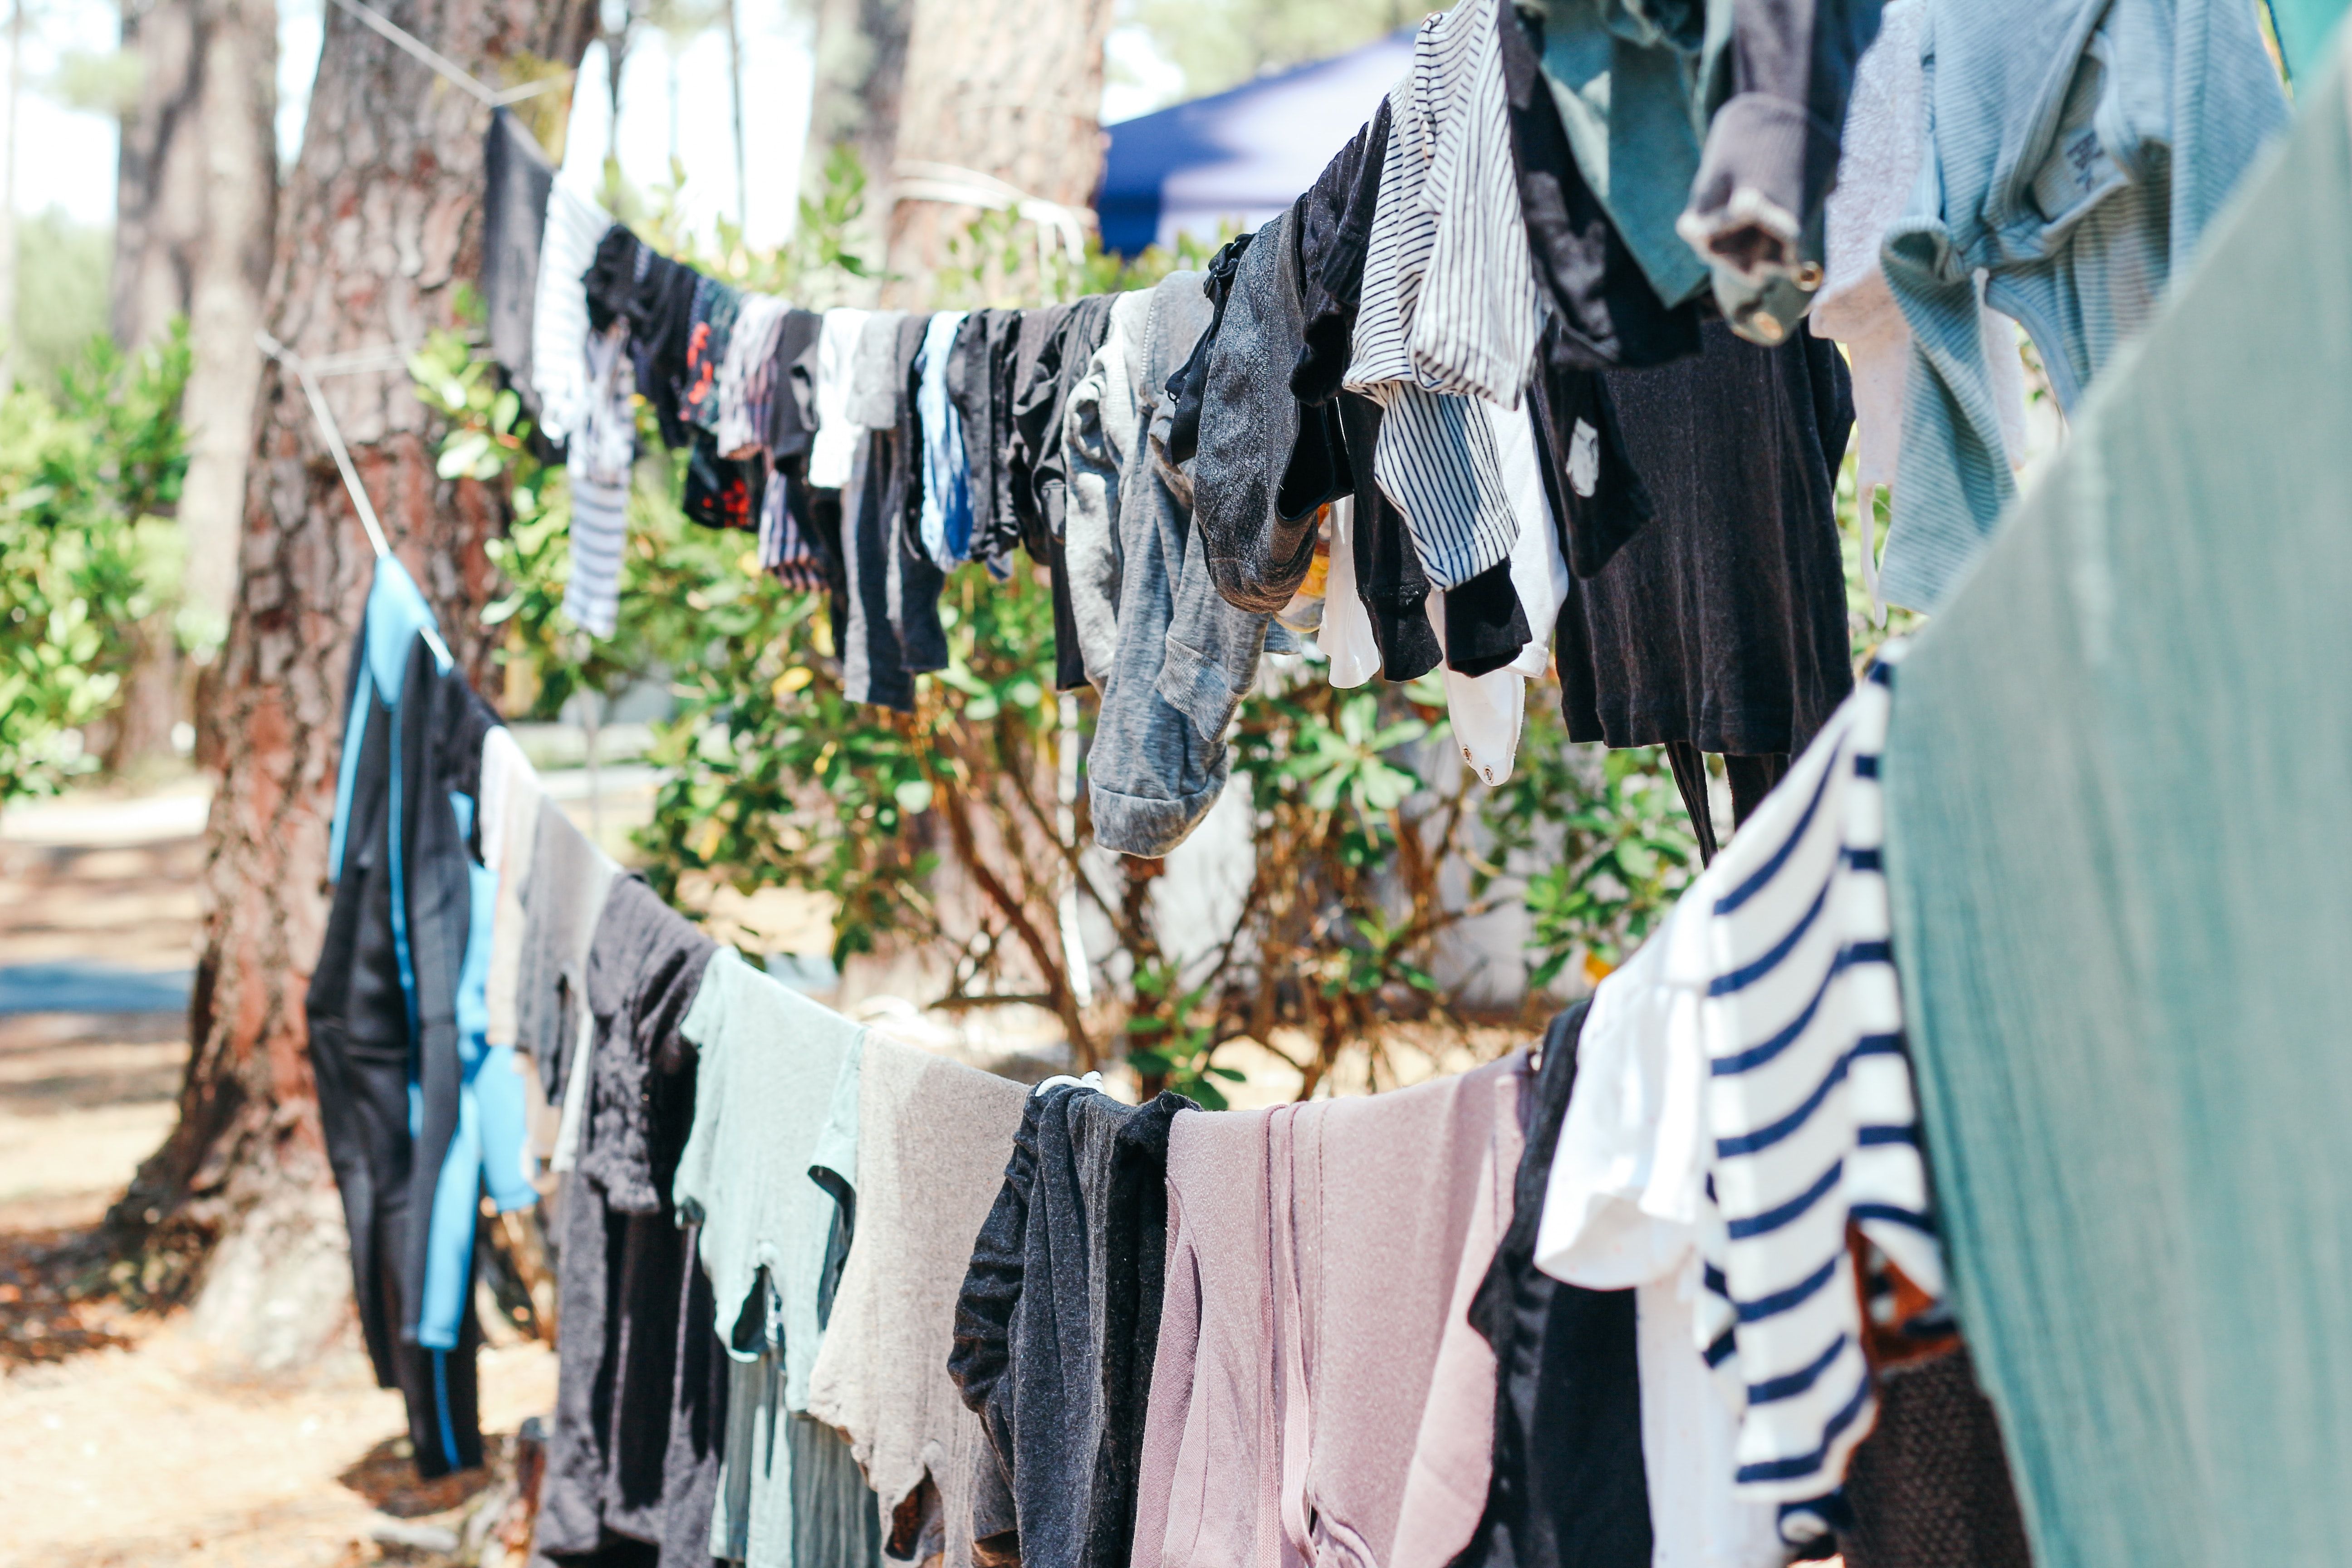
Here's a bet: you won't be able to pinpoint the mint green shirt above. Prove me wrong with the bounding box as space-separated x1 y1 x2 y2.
675 950 869 1566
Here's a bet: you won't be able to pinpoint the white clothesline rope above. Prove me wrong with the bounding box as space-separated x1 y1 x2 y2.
258 329 393 562
326 0 572 109
257 328 456 663
891 159 1093 266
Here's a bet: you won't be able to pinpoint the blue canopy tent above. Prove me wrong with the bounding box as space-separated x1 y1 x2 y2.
1097 29 1413 255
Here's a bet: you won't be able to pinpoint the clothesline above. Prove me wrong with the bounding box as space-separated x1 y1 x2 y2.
325 0 572 108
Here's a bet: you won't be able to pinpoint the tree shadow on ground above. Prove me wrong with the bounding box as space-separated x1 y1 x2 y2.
0 1225 138 1368
338 1433 507 1518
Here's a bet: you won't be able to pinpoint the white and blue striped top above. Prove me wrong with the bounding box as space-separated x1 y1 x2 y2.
1686 651 1949 1529
1343 0 1548 592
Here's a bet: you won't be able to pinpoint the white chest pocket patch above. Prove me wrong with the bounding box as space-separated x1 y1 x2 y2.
1568 418 1601 498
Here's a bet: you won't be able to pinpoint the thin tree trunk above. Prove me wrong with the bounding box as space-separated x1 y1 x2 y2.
111 0 598 1376
110 0 280 767
113 0 206 352
177 0 279 643
882 0 1112 299
0 0 22 378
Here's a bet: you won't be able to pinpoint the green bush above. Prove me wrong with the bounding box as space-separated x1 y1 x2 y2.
0 326 191 805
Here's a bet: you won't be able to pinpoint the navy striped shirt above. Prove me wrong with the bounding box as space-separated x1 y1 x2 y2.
1684 650 1949 1519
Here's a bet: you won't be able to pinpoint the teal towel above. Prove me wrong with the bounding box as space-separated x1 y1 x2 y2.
1883 49 2352 1568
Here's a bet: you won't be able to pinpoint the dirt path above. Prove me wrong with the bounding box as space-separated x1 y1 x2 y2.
0 787 555 1568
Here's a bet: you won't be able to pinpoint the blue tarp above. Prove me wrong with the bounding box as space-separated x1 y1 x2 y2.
1098 30 1413 255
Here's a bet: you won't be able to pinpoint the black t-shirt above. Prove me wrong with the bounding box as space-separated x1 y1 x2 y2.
1557 319 1855 758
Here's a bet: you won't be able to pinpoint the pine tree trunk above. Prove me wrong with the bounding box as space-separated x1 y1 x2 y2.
882 0 1112 298
111 0 597 1376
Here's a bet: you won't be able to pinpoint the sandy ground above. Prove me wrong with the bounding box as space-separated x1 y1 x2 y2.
0 786 557 1568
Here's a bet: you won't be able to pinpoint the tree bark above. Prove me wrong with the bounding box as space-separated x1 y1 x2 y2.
800 0 909 214
111 0 597 1375
882 0 1112 298
110 0 280 769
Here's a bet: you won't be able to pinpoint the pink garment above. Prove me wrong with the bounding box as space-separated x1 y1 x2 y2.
1133 1055 1526 1568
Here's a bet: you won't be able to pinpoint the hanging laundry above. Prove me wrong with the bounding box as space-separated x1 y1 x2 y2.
1513 0 1710 318
948 309 1027 578
1558 320 1853 850
1318 498 1384 688
991 306 1071 563
535 879 720 1563
806 309 874 490
1407 0 1548 409
715 293 793 458
1344 11 1522 594
1332 392 1445 681
1291 101 1390 406
1530 895 1785 1568
621 244 703 452
1874 0 2287 612
759 307 832 595
764 306 827 469
480 109 554 425
883 312 950 676
1016 295 1117 550
1159 234 1251 470
1450 1004 1652 1568
1524 337 1654 582
1420 395 1570 787
947 1085 1194 1568
514 795 621 1174
527 183 613 446
1494 0 1700 370
1021 299 1119 692
477 725 534 1050
1194 208 1324 616
1088 273 1269 859
825 311 940 710
563 325 635 639
916 311 974 568
1833 1348 2034 1568
1676 0 1886 330
1683 660 1947 1546
1811 0 2024 622
308 557 527 1480
673 950 879 1568
1881 70 2352 1567
679 275 743 436
1060 289 1152 691
804 1035 1029 1568
1132 1054 1524 1568
681 428 764 532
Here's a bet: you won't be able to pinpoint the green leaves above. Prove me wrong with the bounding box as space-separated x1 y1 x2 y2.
1123 960 1242 1108
0 325 192 804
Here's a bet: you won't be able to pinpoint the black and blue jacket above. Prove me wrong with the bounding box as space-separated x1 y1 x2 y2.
306 558 535 1477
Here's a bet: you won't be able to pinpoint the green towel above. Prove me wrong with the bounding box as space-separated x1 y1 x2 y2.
1883 51 2352 1568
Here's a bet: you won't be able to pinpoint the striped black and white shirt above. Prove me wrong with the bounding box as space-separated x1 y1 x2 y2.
564 326 636 640
1686 652 1949 1530
1343 0 1548 591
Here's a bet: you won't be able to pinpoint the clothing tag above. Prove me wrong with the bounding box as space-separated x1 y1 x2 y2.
2029 48 2125 228
1568 418 1601 498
